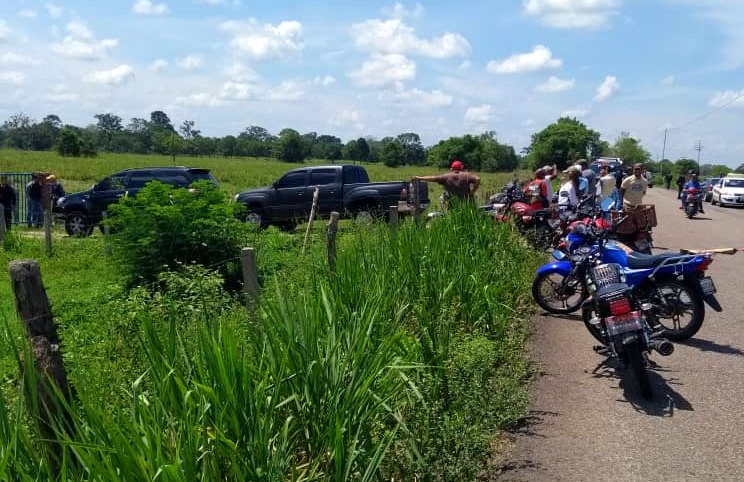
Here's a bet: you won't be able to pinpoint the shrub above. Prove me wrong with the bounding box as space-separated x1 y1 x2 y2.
107 180 249 288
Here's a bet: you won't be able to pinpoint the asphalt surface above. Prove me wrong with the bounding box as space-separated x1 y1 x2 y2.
497 186 744 481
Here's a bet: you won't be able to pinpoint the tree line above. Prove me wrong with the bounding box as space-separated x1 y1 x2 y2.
2 111 741 174
0 111 520 172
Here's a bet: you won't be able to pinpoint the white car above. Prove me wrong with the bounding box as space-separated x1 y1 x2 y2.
711 176 744 207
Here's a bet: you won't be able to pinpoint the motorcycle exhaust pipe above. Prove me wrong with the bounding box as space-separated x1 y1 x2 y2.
651 339 674 356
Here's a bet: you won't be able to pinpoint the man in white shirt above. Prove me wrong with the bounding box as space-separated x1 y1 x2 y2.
558 165 581 214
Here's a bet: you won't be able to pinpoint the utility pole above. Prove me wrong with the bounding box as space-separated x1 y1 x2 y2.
694 140 703 175
661 128 668 174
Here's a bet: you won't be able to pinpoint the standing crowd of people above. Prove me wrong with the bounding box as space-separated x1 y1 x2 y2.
0 173 65 231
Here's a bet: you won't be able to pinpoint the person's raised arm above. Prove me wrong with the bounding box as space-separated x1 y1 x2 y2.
470 174 481 193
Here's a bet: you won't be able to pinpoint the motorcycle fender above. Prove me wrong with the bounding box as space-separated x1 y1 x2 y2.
703 294 723 312
536 260 572 277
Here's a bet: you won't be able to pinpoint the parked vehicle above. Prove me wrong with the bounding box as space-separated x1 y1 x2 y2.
711 175 744 207
702 177 720 202
54 167 217 237
234 165 429 229
534 222 721 340
683 187 701 218
579 247 674 399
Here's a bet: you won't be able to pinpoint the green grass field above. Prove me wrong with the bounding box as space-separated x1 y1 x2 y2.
0 148 524 203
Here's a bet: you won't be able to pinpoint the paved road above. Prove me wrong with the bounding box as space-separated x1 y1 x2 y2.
497 187 744 481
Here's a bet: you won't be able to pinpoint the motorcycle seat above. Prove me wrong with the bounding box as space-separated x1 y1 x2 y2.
625 251 681 269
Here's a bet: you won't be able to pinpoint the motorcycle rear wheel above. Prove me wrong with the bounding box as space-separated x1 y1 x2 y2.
626 340 652 399
532 271 587 314
581 304 605 344
647 279 705 341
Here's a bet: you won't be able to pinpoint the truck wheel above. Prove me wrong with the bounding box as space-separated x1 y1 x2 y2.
65 212 94 237
244 207 266 228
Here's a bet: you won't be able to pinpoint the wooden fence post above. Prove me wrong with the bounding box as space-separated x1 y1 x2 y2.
388 205 398 237
412 179 421 222
241 247 259 312
43 210 53 256
302 187 320 254
327 211 340 272
0 203 6 244
102 211 111 256
9 260 73 473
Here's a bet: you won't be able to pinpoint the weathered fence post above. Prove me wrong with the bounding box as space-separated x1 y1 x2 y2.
326 211 340 272
9 260 73 473
0 202 6 244
102 211 111 256
302 187 320 254
388 205 398 238
241 247 259 312
43 211 53 256
412 178 421 222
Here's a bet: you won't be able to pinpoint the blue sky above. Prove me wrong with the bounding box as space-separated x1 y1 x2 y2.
1 0 743 167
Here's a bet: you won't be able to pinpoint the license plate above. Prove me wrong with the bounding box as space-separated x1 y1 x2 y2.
552 249 567 261
605 311 643 336
699 277 717 295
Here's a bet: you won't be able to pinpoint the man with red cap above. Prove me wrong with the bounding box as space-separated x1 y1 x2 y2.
415 159 481 206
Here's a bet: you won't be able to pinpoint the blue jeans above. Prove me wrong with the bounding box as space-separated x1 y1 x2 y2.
26 198 42 227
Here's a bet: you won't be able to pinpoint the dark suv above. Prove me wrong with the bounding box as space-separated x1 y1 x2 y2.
54 167 217 236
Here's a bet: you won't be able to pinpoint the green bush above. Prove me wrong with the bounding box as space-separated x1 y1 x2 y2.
108 180 249 288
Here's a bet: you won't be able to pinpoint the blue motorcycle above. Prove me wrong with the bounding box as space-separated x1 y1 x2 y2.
532 220 721 341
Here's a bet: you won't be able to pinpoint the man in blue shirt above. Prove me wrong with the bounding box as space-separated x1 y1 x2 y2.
680 172 704 213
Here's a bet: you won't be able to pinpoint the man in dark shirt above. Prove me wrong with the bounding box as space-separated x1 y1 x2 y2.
415 160 481 205
0 176 16 230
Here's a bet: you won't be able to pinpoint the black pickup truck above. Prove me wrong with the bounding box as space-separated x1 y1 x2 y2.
234 164 429 229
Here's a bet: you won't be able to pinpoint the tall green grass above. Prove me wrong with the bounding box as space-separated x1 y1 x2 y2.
0 202 537 480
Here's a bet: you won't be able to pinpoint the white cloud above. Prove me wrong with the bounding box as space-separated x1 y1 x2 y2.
0 52 39 66
84 64 134 85
378 83 453 108
458 60 472 70
18 9 38 19
219 18 303 60
176 54 204 70
350 18 470 59
535 75 575 93
487 45 562 74
313 75 336 86
223 62 259 81
524 0 621 29
708 88 744 108
132 0 170 15
50 21 118 60
348 53 416 87
0 71 25 85
219 81 261 100
45 3 63 18
175 92 223 107
149 58 168 71
561 107 590 118
0 20 12 42
266 80 304 101
382 2 426 19
593 75 620 101
661 74 675 85
45 84 79 102
464 104 493 123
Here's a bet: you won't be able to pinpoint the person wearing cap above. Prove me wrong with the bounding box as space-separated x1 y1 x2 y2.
620 163 648 209
680 172 704 213
415 159 481 206
542 164 558 203
0 176 16 230
557 165 581 214
46 174 65 206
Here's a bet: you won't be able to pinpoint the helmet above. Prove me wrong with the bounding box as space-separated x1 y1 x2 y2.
450 160 464 170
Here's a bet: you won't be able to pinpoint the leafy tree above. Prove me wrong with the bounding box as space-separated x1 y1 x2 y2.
609 132 650 166
238 126 275 157
343 140 361 161
380 140 406 167
396 132 426 165
221 135 238 157
735 164 744 174
95 113 124 151
357 137 370 161
150 110 174 131
57 128 82 157
2 112 33 149
275 128 306 163
528 117 602 170
674 158 699 176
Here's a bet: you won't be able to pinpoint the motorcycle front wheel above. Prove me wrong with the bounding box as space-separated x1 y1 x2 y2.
532 271 587 314
646 279 705 341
